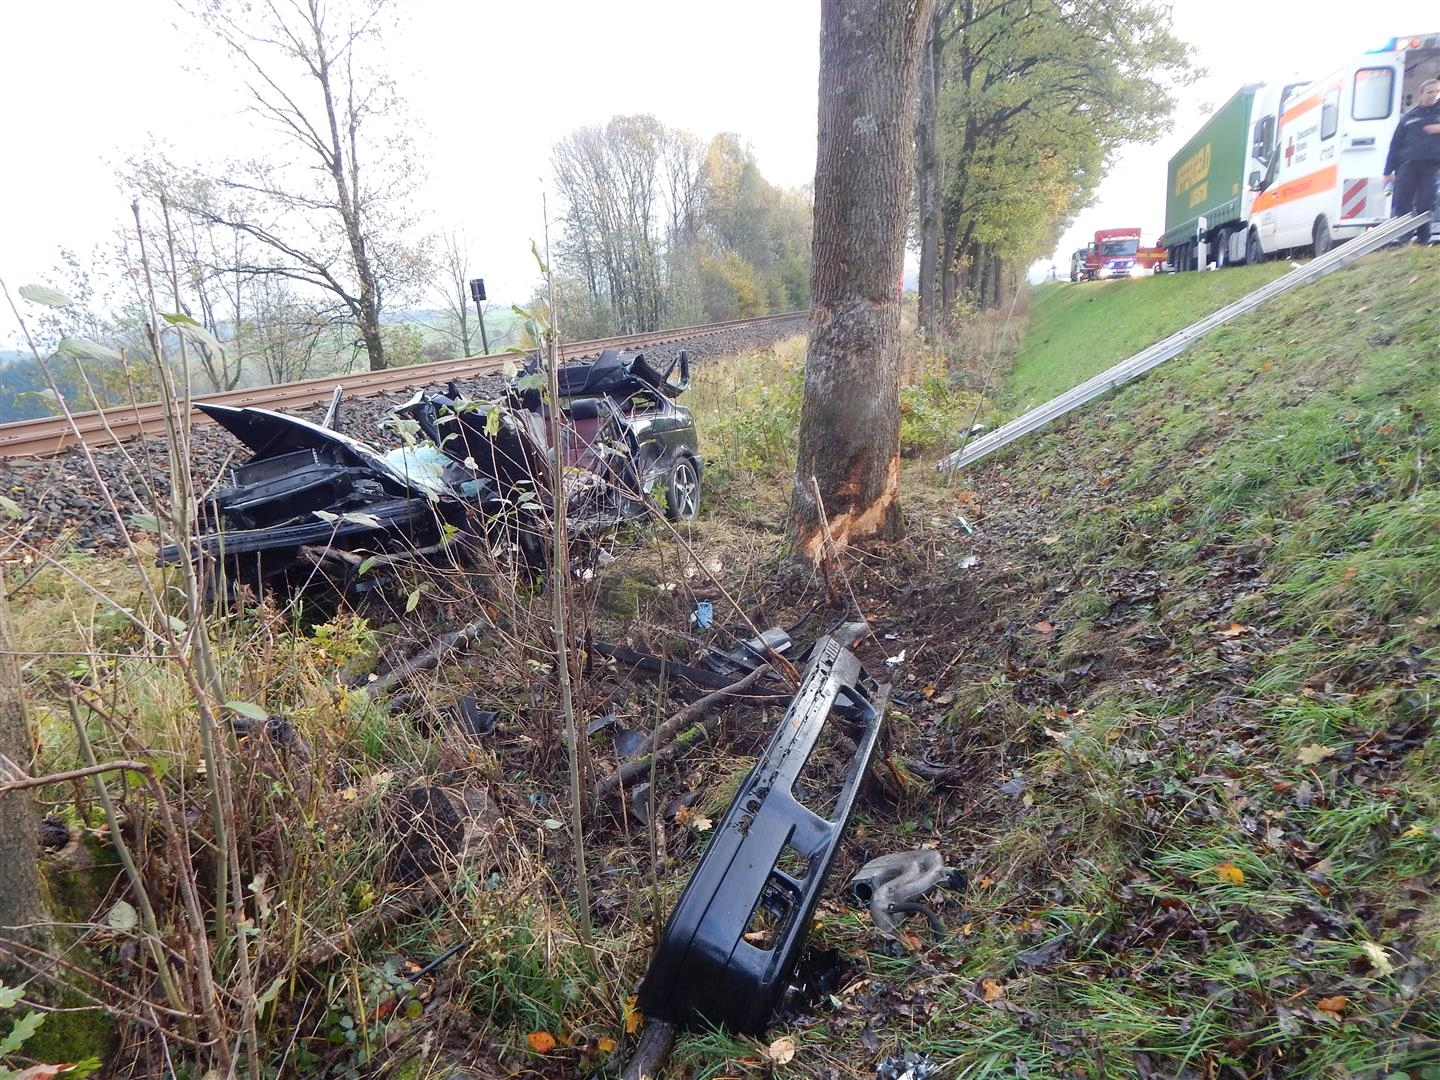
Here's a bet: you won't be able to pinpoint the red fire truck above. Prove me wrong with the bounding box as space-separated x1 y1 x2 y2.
1072 228 1167 281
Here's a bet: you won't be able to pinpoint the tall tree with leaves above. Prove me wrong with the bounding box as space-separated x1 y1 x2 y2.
549 118 811 331
916 0 1191 318
791 0 936 560
177 0 429 371
551 116 668 335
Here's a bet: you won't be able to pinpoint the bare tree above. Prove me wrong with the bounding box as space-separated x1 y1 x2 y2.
791 0 936 559
434 230 482 357
119 179 250 392
248 277 337 383
552 116 669 334
179 0 429 371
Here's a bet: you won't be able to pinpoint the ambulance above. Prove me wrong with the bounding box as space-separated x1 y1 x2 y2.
1244 33 1439 261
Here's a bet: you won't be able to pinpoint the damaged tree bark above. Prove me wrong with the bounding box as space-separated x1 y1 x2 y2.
792 0 935 561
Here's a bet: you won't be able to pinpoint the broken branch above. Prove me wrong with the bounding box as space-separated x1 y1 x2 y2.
351 614 495 697
596 665 771 798
0 756 152 794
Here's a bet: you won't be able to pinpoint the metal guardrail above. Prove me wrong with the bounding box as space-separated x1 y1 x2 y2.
936 212 1431 474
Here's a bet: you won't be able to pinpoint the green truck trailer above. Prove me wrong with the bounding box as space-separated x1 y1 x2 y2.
1162 83 1269 271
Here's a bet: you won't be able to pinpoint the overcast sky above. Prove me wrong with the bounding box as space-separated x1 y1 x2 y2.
2 0 1435 340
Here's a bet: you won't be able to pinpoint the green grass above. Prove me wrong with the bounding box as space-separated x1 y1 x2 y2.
893 245 1440 1080
12 249 1440 1079
1009 264 1289 411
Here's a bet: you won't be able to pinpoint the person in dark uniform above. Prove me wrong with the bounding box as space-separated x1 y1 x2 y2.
1384 78 1440 245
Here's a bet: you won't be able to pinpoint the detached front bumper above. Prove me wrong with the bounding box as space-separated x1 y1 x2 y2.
637 629 884 1035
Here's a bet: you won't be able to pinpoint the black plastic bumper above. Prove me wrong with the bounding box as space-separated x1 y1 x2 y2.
636 631 883 1034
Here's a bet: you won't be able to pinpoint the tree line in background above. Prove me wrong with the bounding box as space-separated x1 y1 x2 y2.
2 0 1190 422
914 0 1190 329
541 0 1191 338
542 118 813 339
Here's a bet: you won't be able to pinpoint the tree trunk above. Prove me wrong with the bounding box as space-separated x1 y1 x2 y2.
311 1 387 372
792 0 936 561
0 568 49 973
915 6 943 337
940 218 957 311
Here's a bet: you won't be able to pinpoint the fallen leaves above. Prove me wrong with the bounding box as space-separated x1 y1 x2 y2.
623 995 642 1035
1213 862 1246 885
981 978 1005 1001
1295 743 1337 766
1359 942 1395 976
674 804 712 831
766 1035 797 1065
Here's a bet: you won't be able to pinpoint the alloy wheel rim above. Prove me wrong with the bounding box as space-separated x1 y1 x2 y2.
673 464 698 518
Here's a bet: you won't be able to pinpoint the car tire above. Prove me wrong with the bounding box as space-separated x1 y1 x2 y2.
1214 228 1231 268
1313 216 1333 258
1245 228 1265 266
663 456 700 522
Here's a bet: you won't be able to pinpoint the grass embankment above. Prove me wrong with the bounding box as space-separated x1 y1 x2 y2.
5 247 1436 1078
1007 265 1289 411
897 246 1439 1078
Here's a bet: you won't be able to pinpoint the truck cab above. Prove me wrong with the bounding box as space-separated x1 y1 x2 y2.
1089 229 1139 279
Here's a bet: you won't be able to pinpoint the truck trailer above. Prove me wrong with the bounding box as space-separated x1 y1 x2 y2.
1164 33 1439 269
1162 81 1303 271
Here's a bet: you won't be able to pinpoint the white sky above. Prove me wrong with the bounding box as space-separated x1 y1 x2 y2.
1 0 1435 339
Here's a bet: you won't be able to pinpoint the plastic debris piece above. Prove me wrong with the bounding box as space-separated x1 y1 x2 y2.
456 692 498 737
637 629 883 1034
876 1051 939 1080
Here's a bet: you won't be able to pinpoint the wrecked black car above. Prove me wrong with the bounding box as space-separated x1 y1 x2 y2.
160 349 702 594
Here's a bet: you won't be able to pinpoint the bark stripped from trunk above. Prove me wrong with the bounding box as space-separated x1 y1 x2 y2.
793 0 935 561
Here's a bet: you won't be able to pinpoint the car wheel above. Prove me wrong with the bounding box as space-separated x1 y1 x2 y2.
1313 216 1333 258
1245 229 1265 266
1214 228 1231 268
664 457 700 521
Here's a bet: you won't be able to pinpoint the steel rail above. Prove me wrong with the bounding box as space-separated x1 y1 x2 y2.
936 213 1430 474
0 312 806 459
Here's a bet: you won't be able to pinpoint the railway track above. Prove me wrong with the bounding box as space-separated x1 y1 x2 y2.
0 312 807 555
0 313 804 459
